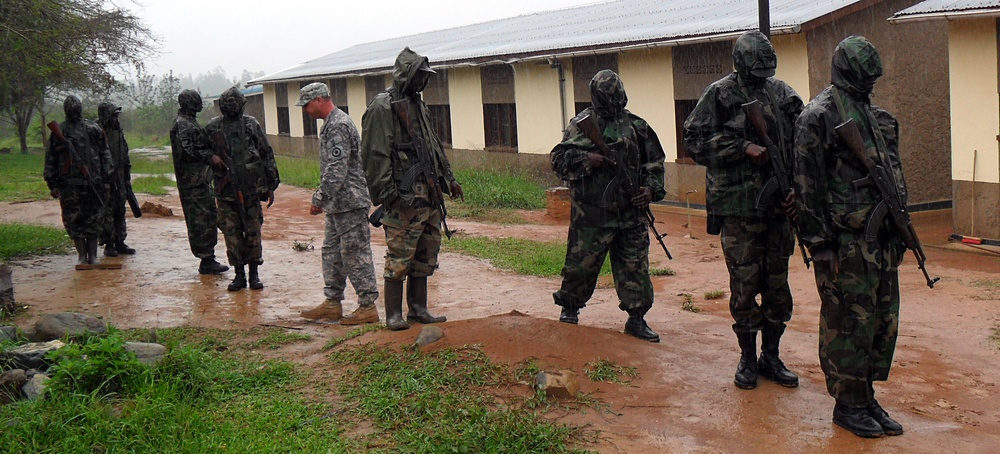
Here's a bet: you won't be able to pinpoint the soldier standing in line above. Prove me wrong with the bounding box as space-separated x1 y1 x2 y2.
793 35 906 438
205 87 280 292
97 102 136 257
550 69 665 342
169 89 229 276
361 47 463 331
44 95 113 268
683 31 802 389
297 82 380 325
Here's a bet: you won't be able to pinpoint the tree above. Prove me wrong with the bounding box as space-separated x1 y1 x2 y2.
0 0 158 153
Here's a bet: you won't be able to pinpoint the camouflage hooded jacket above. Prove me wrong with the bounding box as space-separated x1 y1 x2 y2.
205 111 280 201
361 47 455 208
44 97 113 190
792 36 908 253
683 31 803 217
550 69 666 228
170 110 215 190
99 103 131 184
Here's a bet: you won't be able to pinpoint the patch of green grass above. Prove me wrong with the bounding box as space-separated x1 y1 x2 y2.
514 357 543 384
126 133 171 149
0 223 71 260
452 167 546 210
130 175 175 195
650 267 675 276
323 324 385 350
130 154 175 175
680 293 701 313
704 290 726 300
584 358 638 385
242 328 313 350
443 235 611 277
0 152 50 202
275 155 320 189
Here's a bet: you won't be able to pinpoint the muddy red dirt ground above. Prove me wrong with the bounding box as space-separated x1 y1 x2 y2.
3 185 999 453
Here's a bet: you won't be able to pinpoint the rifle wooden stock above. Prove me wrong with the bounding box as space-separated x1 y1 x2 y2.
742 100 812 268
46 121 105 206
576 113 672 260
390 99 453 239
834 119 939 288
209 130 248 233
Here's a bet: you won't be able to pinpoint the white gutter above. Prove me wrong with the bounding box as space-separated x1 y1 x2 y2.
889 8 1000 24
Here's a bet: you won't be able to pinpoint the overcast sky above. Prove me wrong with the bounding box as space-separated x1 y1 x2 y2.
126 0 600 79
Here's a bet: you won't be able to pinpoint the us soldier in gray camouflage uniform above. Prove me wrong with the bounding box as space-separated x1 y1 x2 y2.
169 89 229 276
684 31 802 389
98 101 136 257
297 82 380 324
45 95 113 268
361 47 463 331
793 35 905 438
551 69 665 342
206 87 280 292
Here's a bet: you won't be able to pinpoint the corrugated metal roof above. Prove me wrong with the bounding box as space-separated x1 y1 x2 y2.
891 0 1000 22
251 0 860 85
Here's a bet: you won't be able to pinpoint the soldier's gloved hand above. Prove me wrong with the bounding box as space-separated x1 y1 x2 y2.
744 143 768 165
210 155 227 171
781 189 798 222
587 152 612 170
631 186 653 208
50 188 60 199
265 191 275 208
811 249 839 276
450 180 464 201
309 204 323 215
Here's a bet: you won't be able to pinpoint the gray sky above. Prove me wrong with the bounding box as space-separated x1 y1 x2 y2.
127 0 600 78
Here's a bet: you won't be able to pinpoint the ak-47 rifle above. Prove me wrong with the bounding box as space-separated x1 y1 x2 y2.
576 113 672 260
834 118 939 288
390 98 453 239
209 130 248 236
100 126 142 218
46 121 105 206
742 99 811 268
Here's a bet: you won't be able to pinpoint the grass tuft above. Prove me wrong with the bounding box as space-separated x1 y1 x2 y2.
0 223 71 260
680 293 701 313
130 175 175 195
242 328 312 350
584 358 638 385
704 290 726 300
650 267 676 276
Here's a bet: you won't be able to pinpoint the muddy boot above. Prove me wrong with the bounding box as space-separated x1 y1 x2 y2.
73 238 88 266
559 306 579 324
104 243 118 257
300 300 343 321
383 278 409 331
199 257 229 275
734 332 758 389
341 304 379 325
406 276 446 324
758 322 799 387
623 309 659 342
833 402 884 438
867 381 903 435
248 264 263 290
228 266 247 291
86 235 99 264
115 242 136 255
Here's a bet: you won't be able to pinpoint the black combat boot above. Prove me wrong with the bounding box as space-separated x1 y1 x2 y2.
624 309 660 342
86 235 99 264
73 238 88 266
734 332 758 389
228 266 247 291
559 306 579 324
867 380 903 435
248 264 263 290
758 322 799 387
115 242 136 255
198 257 229 275
104 243 118 257
406 276 446 323
384 278 409 331
833 402 884 438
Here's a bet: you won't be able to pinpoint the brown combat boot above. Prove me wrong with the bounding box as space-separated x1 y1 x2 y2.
341 305 379 325
300 300 343 321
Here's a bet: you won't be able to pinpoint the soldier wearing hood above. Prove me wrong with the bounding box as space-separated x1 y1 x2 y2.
205 86 280 291
793 36 906 438
97 102 135 257
683 31 803 389
44 95 114 268
550 69 666 342
361 47 463 331
169 89 229 276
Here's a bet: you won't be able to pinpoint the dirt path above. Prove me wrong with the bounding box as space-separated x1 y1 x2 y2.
3 186 999 453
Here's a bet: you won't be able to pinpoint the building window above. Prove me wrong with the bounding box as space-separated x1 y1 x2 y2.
484 103 517 150
328 78 349 114
428 105 452 147
300 81 318 137
423 70 451 148
275 83 290 135
572 54 618 108
674 99 698 163
365 75 386 105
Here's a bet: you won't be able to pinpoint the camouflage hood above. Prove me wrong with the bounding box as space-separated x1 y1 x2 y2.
590 69 628 119
178 89 204 115
831 35 882 99
732 31 777 85
219 86 246 120
392 47 434 96
98 102 121 129
63 95 83 122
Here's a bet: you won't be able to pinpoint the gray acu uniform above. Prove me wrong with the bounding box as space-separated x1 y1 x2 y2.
315 108 379 307
170 110 220 260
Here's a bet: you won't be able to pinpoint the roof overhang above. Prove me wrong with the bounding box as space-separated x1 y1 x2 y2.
890 7 1000 24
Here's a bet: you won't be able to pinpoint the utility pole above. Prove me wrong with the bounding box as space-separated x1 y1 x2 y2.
759 0 770 38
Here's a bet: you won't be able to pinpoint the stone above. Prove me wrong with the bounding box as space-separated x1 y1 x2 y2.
0 369 28 404
33 312 106 342
0 326 17 343
22 373 49 401
545 187 571 221
1 340 66 370
0 263 13 315
413 325 445 348
536 370 580 399
124 342 167 366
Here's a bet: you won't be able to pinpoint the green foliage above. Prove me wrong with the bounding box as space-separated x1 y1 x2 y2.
323 324 385 350
0 223 71 260
584 359 639 385
275 155 320 189
130 175 175 195
130 154 175 175
704 290 726 300
45 332 146 397
452 167 546 210
0 151 50 202
126 133 172 149
650 267 676 276
241 329 312 350
680 293 701 313
443 235 611 277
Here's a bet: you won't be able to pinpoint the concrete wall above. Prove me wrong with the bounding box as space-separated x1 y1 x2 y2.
449 66 486 150
949 18 1000 239
263 84 278 136
772 33 811 100
512 61 565 154
346 77 367 134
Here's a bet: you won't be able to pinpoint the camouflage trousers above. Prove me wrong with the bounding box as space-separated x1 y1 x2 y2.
381 201 441 280
58 184 105 238
553 220 653 314
101 182 127 245
178 183 219 260
323 208 379 306
217 197 264 267
815 231 901 407
720 216 794 334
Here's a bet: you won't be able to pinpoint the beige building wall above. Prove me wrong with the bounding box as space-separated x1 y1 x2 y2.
346 78 368 133
449 67 486 150
284 82 304 137
513 61 565 154
772 33 811 100
263 84 278 136
949 19 1000 184
618 47 676 159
